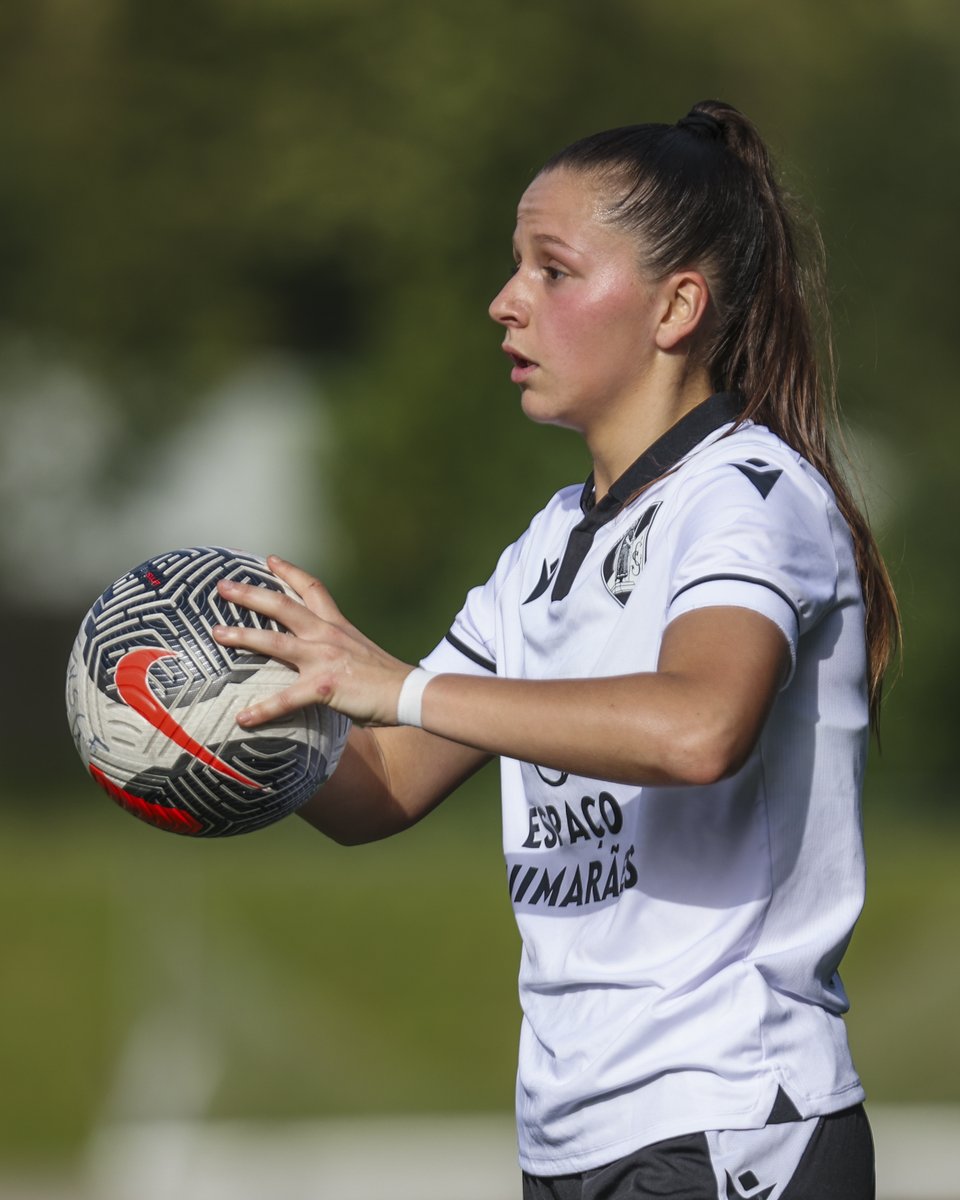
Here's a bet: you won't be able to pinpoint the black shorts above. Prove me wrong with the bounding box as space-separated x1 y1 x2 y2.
521 1101 874 1200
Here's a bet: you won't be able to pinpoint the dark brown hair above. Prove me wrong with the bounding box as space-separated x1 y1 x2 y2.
543 100 899 729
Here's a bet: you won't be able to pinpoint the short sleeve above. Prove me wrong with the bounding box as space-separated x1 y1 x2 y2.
664 460 841 681
420 573 499 676
420 520 535 677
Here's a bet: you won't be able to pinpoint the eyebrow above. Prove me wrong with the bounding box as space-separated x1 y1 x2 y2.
534 233 577 250
512 233 580 255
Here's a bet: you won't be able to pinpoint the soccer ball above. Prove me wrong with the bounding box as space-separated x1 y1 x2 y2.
65 547 350 836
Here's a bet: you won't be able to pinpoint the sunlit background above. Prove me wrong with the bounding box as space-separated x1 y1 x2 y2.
3 2 958 1197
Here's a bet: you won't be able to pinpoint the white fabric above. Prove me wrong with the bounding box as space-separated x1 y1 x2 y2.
705 1116 821 1199
396 667 437 729
422 419 869 1175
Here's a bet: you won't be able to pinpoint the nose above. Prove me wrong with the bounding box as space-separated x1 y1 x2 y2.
489 272 528 327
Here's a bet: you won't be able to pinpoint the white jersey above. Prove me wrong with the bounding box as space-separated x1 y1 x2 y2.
421 394 869 1176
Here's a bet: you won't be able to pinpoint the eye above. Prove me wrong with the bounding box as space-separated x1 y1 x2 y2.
544 265 567 282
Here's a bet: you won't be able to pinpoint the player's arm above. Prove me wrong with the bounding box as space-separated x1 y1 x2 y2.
415 606 787 786
213 557 787 792
295 724 490 845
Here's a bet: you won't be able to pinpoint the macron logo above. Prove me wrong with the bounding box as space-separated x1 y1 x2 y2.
523 558 560 605
726 1170 775 1200
735 458 782 500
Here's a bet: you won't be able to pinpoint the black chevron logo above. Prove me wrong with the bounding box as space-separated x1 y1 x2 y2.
735 458 782 499
726 1169 775 1200
523 557 560 604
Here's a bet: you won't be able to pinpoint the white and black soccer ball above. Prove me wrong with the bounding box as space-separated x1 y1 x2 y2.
65 547 350 836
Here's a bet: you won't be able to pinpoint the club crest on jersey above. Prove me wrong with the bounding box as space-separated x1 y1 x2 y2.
602 502 661 606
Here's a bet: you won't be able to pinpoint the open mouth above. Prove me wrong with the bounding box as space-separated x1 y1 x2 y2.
509 356 538 385
504 347 538 383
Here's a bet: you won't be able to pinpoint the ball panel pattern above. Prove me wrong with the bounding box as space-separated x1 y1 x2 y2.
65 547 350 836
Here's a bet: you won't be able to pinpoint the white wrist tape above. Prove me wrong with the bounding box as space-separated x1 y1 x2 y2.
396 667 438 728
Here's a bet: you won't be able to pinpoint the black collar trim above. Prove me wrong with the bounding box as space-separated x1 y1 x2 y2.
578 391 743 515
552 391 743 601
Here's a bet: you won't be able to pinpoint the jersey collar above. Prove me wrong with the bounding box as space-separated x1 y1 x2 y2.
552 391 743 601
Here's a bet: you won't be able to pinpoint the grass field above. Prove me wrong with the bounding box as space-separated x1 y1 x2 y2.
2 770 958 1170
2 766 519 1166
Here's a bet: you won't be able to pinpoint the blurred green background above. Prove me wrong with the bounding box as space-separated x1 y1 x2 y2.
2 0 958 1187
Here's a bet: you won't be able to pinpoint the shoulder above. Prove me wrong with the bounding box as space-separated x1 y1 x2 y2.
511 482 584 550
487 482 584 584
669 423 840 528
659 424 856 634
682 422 803 481
544 482 585 519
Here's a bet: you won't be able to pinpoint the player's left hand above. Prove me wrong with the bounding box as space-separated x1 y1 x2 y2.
211 556 412 728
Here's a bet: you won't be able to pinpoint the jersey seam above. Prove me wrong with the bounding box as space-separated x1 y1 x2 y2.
671 573 801 623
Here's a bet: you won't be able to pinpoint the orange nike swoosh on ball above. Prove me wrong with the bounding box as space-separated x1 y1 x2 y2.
114 647 261 789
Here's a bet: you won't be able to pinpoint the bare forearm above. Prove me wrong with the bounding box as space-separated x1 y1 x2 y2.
419 673 710 786
417 610 788 787
296 726 405 844
297 724 491 844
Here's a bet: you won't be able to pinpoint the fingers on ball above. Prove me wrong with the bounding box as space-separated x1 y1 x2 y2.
213 625 291 659
217 582 312 636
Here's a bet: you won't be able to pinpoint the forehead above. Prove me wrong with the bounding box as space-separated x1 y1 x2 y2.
514 168 614 241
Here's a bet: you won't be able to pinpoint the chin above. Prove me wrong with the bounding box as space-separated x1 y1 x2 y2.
520 390 578 431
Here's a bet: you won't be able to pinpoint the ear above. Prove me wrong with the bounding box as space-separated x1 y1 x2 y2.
654 270 711 351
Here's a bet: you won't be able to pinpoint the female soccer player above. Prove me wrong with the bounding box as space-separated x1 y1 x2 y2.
213 100 898 1198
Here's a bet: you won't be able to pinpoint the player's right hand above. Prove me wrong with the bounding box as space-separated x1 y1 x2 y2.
211 556 413 729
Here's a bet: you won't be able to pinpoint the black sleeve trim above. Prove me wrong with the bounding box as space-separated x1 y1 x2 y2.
444 631 497 673
670 574 800 623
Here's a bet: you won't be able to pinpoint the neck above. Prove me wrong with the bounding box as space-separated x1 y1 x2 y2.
587 365 714 499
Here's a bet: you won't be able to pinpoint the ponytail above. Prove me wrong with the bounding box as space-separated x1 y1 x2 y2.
544 102 900 730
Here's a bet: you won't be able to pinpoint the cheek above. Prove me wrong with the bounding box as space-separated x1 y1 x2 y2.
550 291 628 354
570 274 653 339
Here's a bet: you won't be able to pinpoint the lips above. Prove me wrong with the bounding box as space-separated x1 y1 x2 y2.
503 344 538 384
